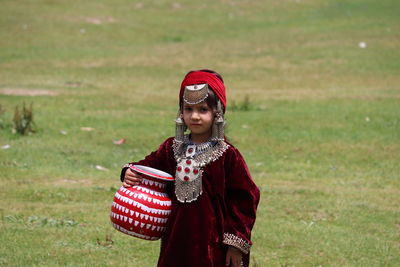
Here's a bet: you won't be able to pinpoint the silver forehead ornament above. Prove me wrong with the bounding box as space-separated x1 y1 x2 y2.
183 83 209 105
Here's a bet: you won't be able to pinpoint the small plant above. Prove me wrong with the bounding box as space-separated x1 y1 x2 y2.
0 104 5 129
12 102 36 135
97 234 114 248
231 94 251 111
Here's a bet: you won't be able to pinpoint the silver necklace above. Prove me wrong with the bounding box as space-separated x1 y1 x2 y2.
173 135 229 203
187 138 215 156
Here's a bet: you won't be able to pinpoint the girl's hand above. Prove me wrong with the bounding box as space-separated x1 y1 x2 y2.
122 168 142 187
225 246 243 267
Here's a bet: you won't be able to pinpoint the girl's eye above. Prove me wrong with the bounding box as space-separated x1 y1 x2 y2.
200 107 209 112
184 107 192 111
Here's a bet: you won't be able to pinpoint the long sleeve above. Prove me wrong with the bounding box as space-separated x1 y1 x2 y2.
120 137 175 181
222 147 260 254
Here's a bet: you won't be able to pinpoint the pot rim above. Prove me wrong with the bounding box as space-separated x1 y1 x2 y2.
131 165 174 182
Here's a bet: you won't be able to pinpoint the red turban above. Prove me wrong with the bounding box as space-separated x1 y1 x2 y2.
180 70 226 111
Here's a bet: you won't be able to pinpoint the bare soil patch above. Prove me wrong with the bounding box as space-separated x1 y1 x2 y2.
85 17 116 25
0 88 58 96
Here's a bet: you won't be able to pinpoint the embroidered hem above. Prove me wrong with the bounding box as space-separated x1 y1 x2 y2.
223 233 251 254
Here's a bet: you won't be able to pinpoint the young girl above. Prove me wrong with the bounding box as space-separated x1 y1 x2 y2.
120 69 260 267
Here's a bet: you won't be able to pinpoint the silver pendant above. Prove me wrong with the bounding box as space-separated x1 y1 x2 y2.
174 146 203 203
172 136 230 203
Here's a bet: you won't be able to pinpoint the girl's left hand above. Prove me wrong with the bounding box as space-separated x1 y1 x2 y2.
225 246 243 267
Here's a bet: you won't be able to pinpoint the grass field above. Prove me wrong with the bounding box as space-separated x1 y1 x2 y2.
1 0 399 266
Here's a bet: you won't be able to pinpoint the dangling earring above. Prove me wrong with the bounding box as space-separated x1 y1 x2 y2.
211 100 225 142
175 110 187 142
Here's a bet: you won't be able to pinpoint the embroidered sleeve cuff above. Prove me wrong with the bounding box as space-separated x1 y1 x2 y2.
223 233 251 254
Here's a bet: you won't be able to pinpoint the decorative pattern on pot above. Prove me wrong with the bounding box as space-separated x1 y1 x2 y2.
111 165 174 240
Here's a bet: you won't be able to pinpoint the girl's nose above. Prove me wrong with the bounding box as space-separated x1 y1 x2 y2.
191 111 200 120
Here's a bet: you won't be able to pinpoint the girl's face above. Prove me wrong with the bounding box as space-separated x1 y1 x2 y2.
182 101 214 143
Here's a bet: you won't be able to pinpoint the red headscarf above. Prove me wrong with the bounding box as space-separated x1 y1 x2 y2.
180 70 226 112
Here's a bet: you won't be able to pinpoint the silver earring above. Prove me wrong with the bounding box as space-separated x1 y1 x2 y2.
175 111 186 142
211 100 225 142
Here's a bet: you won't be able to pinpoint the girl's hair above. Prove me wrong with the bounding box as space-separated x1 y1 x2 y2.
204 89 218 111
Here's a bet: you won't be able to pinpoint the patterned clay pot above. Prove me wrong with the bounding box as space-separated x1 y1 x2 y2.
111 165 174 240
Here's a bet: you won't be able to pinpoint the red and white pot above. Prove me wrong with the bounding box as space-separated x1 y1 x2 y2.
110 165 174 240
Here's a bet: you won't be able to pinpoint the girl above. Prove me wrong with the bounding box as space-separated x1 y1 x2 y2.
121 69 260 267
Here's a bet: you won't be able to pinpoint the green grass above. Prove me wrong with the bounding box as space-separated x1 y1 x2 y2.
1 0 399 266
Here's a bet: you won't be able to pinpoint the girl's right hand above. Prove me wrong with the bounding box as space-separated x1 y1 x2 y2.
123 168 143 187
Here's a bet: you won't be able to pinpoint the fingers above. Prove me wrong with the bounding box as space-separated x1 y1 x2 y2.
123 176 142 187
229 258 241 267
233 259 241 267
123 168 143 187
125 170 140 180
225 253 231 266
226 256 241 267
122 181 132 188
226 247 243 267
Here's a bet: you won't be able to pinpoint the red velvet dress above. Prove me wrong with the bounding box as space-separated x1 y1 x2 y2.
121 137 260 267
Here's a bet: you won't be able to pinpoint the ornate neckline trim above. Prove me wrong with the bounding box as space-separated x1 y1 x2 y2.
172 135 229 167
